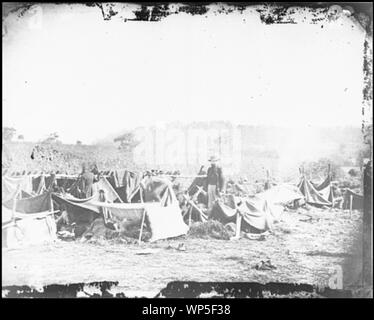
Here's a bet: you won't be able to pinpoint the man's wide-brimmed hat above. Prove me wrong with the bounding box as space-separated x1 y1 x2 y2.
208 155 219 162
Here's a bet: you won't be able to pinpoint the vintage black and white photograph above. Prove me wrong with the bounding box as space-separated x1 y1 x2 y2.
2 2 373 300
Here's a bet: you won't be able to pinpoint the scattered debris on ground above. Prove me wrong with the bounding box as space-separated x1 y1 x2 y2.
188 220 232 240
253 259 277 271
78 218 151 242
243 232 268 241
166 243 187 251
135 248 159 255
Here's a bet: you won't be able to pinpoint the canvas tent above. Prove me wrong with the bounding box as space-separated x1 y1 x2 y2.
2 206 57 249
256 183 304 207
89 201 189 242
212 183 304 233
53 176 188 241
342 189 364 211
107 170 142 203
3 191 52 213
2 188 57 249
186 166 208 204
311 175 334 204
2 174 33 202
52 176 123 220
298 176 332 207
212 195 275 232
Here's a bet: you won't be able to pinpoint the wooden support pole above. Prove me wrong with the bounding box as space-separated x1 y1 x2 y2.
188 205 192 227
235 211 242 239
139 186 144 203
11 185 22 221
183 194 206 222
350 194 353 218
234 195 242 240
12 195 17 222
138 209 146 245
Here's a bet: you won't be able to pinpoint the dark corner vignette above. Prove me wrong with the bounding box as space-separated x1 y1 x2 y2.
1 1 372 306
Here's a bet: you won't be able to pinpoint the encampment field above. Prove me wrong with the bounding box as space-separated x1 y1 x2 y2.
2 206 364 297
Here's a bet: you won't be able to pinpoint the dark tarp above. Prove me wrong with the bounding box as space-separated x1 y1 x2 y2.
342 189 364 210
56 177 77 192
187 166 208 204
107 170 127 188
3 192 52 213
212 195 274 232
310 175 334 203
52 193 99 224
114 171 142 203
20 190 33 199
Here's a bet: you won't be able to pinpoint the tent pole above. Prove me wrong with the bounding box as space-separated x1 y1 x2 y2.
234 211 242 240
138 209 146 245
50 194 54 214
12 185 22 221
183 195 204 222
350 194 353 218
12 194 17 222
234 197 241 240
188 205 192 227
139 186 144 203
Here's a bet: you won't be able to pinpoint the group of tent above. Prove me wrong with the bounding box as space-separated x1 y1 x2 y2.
184 168 364 235
2 172 188 249
2 167 364 249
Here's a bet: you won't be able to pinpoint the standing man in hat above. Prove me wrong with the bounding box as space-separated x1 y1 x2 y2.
206 155 225 213
78 163 95 198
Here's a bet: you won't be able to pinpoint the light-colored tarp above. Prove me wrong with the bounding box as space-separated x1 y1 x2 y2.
237 196 275 231
2 175 33 202
311 175 334 203
53 179 188 241
257 184 304 206
2 206 57 249
298 177 332 206
92 177 123 203
88 201 188 241
142 203 189 242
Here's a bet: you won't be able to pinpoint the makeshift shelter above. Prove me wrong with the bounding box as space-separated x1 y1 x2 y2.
55 175 77 193
311 175 334 204
52 177 121 224
212 195 275 233
90 201 188 242
298 176 332 207
3 191 52 213
257 183 305 208
186 166 208 204
52 193 100 224
2 187 56 249
342 189 364 211
2 206 57 249
142 176 178 206
92 177 123 203
2 174 33 202
106 170 142 203
20 190 33 199
53 176 188 241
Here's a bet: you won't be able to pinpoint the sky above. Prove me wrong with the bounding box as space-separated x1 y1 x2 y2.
2 3 368 144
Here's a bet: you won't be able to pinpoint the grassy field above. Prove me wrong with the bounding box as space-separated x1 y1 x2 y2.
2 207 366 297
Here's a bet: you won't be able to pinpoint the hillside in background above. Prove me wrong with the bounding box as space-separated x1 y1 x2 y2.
2 124 369 182
2 141 142 174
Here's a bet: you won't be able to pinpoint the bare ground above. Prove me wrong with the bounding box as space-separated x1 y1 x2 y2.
2 207 365 297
